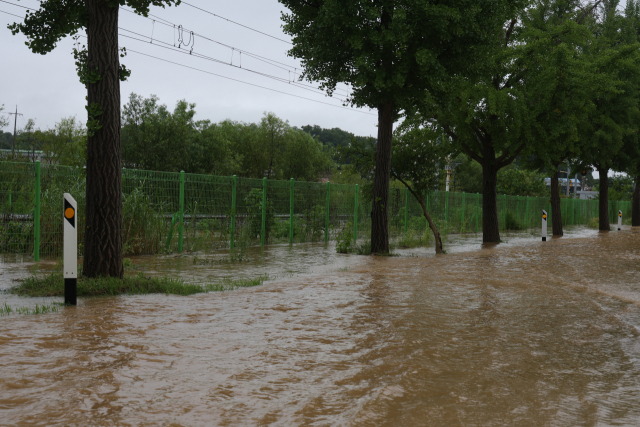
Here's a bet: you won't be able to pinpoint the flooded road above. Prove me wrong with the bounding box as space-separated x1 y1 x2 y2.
1 228 640 426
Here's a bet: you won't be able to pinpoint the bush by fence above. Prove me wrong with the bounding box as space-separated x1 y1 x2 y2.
0 161 631 259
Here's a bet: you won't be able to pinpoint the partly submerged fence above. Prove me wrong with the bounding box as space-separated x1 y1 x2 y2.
0 160 632 259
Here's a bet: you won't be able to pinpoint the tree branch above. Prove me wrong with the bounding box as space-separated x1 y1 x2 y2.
496 141 526 169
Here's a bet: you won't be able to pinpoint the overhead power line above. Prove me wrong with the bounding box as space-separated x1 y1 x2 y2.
0 7 22 18
119 6 352 98
3 0 352 96
125 48 375 116
4 1 370 116
180 1 293 45
117 29 349 102
0 0 28 10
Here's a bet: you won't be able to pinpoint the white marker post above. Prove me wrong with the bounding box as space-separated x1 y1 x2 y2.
63 193 77 305
542 210 548 242
618 210 623 231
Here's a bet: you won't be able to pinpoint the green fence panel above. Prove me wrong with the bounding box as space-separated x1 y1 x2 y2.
1 160 636 259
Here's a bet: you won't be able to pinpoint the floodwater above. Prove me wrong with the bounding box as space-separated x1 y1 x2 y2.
1 227 640 426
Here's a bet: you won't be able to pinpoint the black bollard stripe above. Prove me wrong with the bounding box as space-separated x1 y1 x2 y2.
64 278 77 306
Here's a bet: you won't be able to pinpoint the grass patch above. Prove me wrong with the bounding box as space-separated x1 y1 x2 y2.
1 301 63 316
587 217 599 229
9 273 269 298
397 229 431 248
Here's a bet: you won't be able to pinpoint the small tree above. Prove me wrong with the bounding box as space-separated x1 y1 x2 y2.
279 0 522 253
340 119 453 254
9 0 182 277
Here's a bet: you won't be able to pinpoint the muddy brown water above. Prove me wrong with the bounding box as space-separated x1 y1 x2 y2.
1 228 640 426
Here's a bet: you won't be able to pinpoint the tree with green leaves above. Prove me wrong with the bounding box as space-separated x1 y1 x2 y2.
340 120 453 254
0 105 9 131
38 117 88 168
279 0 522 253
9 0 181 278
576 0 640 231
413 0 601 242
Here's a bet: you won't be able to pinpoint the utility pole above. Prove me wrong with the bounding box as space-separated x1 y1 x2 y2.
566 163 571 197
7 106 23 154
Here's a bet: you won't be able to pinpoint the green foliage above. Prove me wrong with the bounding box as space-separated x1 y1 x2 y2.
453 155 483 194
497 168 548 197
279 0 522 111
38 117 87 168
8 1 182 56
608 175 635 201
504 211 525 230
397 226 431 248
121 94 332 180
0 302 61 316
244 188 274 240
335 222 354 254
9 272 269 298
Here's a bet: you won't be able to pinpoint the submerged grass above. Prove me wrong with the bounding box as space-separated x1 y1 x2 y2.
9 273 269 298
0 301 63 316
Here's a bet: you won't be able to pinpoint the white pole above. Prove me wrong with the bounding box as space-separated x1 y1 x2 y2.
542 209 548 242
618 210 622 231
63 193 78 305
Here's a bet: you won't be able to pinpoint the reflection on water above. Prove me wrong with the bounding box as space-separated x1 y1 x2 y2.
1 227 640 426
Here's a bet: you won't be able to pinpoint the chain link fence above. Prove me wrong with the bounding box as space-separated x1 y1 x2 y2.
0 160 632 259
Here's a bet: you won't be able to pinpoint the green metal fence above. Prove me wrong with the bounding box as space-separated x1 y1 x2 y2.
0 160 633 259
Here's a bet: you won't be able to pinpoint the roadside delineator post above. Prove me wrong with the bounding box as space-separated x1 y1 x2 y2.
63 193 77 305
618 210 622 231
542 209 548 242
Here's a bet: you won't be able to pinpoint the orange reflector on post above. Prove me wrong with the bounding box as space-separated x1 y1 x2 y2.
65 207 75 219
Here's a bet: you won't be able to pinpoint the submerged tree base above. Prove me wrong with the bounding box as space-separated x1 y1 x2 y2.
10 273 268 298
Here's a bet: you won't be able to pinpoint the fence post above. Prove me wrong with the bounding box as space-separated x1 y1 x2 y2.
525 196 529 228
325 181 330 242
476 193 480 233
503 194 507 230
289 178 294 244
34 160 40 261
262 177 267 246
461 192 466 232
354 184 359 242
178 170 185 252
404 188 409 234
230 175 236 250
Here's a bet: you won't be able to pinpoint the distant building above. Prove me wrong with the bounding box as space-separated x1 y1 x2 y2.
575 191 598 200
544 177 582 194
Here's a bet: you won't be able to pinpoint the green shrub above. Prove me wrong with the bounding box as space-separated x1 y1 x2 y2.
505 211 525 230
336 222 354 254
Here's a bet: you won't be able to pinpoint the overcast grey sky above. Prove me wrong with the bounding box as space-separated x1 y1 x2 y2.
0 0 378 137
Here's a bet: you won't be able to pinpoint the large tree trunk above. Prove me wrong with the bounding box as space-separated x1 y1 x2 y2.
83 0 124 278
633 176 640 227
597 165 610 231
370 100 394 254
481 158 500 243
550 166 563 236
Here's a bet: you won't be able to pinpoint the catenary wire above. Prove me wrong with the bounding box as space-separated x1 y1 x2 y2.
0 7 22 18
119 6 352 97
180 1 292 45
118 29 349 102
3 1 368 116
125 48 375 116
2 0 351 96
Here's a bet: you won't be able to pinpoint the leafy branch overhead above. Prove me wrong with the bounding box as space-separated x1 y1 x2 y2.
8 0 180 84
9 0 181 54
